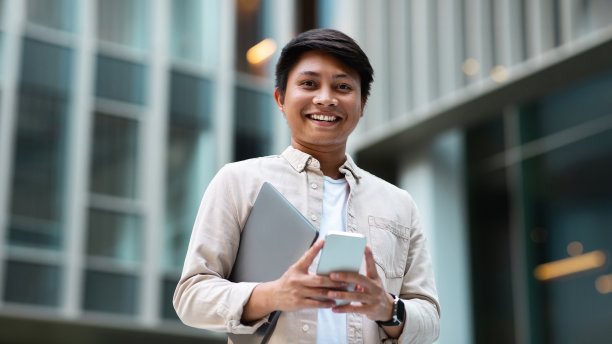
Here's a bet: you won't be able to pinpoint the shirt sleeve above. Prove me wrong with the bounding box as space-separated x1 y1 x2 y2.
172 166 268 334
397 196 441 344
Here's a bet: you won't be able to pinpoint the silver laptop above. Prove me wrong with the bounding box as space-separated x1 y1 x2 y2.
229 182 319 283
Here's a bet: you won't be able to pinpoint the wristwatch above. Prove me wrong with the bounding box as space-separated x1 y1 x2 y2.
376 293 405 327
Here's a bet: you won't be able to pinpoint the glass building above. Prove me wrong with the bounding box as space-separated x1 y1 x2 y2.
0 1 611 343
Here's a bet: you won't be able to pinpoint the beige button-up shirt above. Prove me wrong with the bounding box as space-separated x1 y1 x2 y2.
174 147 440 343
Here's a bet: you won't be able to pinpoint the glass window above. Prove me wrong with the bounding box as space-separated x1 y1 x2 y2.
522 129 612 344
236 0 275 76
519 69 612 143
87 209 141 263
97 0 148 50
161 277 179 320
83 270 138 315
89 113 140 199
95 55 146 104
26 0 75 32
234 86 274 161
170 0 219 67
9 38 72 250
4 260 61 306
164 71 215 269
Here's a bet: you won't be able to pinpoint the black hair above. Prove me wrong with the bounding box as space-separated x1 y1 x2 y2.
275 28 374 101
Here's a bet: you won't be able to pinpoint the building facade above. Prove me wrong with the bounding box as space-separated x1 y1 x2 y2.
0 0 611 343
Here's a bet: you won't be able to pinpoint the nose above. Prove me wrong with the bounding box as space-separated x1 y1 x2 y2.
313 88 338 106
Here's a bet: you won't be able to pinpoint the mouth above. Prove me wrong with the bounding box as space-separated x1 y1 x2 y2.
306 113 341 122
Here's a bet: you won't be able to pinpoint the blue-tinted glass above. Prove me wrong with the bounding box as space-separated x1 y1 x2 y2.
234 87 274 161
170 0 219 66
523 129 612 344
97 0 148 50
520 68 612 143
87 209 141 263
169 71 211 129
83 270 138 315
4 260 61 306
90 113 139 198
165 71 215 268
95 55 146 104
161 277 179 320
26 0 76 32
10 38 72 249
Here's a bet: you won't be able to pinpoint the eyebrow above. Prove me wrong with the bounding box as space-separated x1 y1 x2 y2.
297 71 356 81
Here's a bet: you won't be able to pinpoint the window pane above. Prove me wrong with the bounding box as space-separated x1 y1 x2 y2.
523 129 612 344
170 0 219 67
161 277 179 320
164 71 215 268
87 209 141 263
236 0 275 75
519 69 612 143
26 0 75 32
10 38 72 249
4 260 61 306
95 55 146 104
97 0 148 50
234 86 274 161
90 113 139 198
83 270 138 315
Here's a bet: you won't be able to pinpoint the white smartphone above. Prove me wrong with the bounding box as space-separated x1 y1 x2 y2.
316 231 367 305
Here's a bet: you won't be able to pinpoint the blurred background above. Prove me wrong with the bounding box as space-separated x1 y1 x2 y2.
0 0 611 343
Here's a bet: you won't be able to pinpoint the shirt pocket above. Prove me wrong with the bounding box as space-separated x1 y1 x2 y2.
368 216 411 279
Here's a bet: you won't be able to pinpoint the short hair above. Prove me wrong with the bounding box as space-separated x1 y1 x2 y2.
275 28 374 101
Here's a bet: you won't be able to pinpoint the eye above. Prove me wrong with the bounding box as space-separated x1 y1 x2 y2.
300 80 316 87
338 84 352 91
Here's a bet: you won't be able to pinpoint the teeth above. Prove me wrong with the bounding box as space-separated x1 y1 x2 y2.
310 114 338 122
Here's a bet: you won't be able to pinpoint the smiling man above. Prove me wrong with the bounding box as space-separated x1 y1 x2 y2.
174 29 440 344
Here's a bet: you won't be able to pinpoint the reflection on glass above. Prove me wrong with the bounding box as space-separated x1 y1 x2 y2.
87 209 141 263
26 0 75 31
164 71 214 268
97 0 148 50
4 260 61 306
234 86 274 161
90 113 139 198
236 0 274 75
95 55 146 104
10 38 72 249
83 270 138 315
170 0 219 67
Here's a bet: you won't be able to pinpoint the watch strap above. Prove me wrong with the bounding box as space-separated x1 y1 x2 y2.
376 293 405 327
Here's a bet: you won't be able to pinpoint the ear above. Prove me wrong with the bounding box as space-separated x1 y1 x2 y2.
274 88 285 112
360 97 368 117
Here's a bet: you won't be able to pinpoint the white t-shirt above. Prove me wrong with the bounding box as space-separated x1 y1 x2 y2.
316 176 349 344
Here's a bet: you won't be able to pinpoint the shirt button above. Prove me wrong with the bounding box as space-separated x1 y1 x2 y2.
302 324 309 332
310 214 318 221
310 183 318 189
297 163 304 170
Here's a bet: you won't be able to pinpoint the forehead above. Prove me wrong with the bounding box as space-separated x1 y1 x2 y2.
289 50 360 81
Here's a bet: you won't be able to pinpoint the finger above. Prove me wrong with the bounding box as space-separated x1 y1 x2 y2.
294 239 325 270
364 246 380 279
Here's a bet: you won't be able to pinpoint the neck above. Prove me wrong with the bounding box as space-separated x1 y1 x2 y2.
291 141 346 179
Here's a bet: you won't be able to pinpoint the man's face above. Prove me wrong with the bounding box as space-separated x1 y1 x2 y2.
275 50 365 154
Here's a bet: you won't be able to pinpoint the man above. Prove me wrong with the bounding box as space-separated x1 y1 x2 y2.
174 28 440 343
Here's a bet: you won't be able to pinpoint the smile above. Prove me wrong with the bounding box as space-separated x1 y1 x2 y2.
307 114 340 122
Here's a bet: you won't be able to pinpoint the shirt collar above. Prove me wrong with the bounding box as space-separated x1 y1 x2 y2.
281 146 362 179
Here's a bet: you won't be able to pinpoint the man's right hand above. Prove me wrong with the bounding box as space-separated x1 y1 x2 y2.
241 239 343 323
